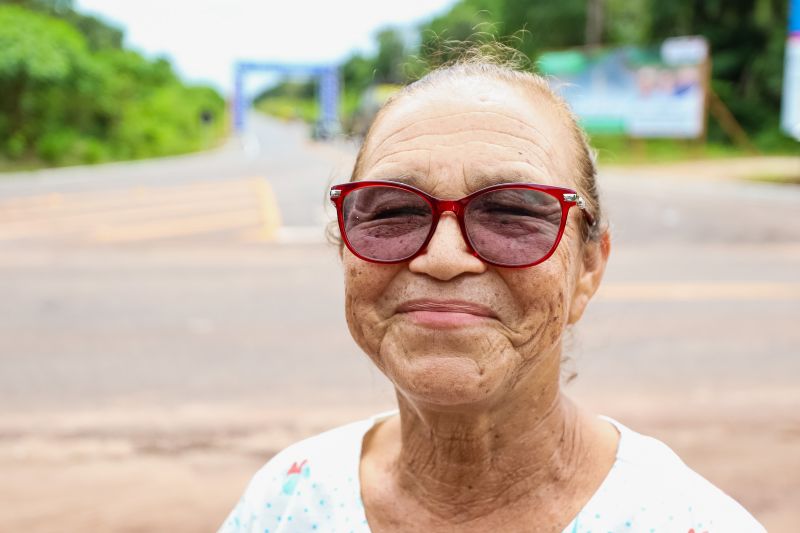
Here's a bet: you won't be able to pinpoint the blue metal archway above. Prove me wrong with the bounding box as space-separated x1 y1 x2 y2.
232 61 340 136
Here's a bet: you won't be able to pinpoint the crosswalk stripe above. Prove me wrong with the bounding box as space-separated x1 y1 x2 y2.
0 198 257 239
0 182 255 222
253 179 281 241
0 178 253 210
93 209 261 243
0 177 280 244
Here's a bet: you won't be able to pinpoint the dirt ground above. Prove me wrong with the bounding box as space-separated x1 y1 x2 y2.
1 387 796 533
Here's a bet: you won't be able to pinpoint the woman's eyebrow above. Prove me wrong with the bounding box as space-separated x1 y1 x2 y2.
471 175 523 187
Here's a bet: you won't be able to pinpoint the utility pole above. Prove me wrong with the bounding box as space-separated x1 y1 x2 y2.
586 0 605 47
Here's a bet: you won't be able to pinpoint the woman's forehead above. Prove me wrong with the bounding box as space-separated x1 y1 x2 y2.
358 80 574 193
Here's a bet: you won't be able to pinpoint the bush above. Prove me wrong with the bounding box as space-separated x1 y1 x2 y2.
0 4 227 167
36 128 78 163
5 133 26 159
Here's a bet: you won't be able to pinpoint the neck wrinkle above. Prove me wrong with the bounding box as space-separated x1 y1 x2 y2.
392 376 587 523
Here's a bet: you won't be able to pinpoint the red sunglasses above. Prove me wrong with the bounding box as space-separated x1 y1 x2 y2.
329 180 595 268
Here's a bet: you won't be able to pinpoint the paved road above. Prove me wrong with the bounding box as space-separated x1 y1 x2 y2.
0 115 798 531
0 115 797 409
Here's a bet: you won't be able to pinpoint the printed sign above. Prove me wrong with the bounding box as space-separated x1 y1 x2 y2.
539 37 709 138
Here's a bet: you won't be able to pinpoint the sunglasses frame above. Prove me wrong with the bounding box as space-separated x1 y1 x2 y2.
329 180 595 268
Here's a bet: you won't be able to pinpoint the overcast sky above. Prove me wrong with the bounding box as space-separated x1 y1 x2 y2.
75 0 457 96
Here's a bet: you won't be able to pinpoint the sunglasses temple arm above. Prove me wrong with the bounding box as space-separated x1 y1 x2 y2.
583 209 596 228
564 193 596 228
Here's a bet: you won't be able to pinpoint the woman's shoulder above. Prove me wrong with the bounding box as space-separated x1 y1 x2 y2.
217 412 389 533
578 416 765 532
249 417 369 487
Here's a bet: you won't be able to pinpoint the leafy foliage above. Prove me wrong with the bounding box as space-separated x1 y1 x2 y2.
416 0 793 148
1 0 123 50
258 0 795 150
642 0 791 142
0 2 225 167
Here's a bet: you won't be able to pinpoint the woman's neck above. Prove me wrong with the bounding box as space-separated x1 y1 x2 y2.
399 390 583 515
362 360 618 528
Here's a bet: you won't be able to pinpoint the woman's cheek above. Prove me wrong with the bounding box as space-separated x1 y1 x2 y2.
500 259 572 350
343 257 399 358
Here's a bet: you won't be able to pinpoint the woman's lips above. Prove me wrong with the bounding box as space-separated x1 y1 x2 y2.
396 299 497 328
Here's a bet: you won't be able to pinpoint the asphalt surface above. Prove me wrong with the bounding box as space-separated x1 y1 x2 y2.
0 115 798 410
0 115 798 531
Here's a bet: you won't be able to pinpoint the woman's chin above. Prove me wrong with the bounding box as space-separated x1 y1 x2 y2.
387 354 503 408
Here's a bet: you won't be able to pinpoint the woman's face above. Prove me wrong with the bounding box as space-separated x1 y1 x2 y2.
343 77 605 409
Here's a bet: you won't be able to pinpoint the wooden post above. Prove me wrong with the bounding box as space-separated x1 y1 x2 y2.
585 0 605 47
698 53 711 147
708 89 759 154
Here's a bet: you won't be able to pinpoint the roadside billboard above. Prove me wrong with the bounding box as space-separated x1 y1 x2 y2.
539 37 709 138
781 0 800 140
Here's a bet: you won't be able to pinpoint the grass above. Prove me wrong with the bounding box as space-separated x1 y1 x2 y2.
254 97 320 123
590 135 747 165
589 125 799 165
744 174 800 185
0 156 50 172
0 129 229 175
255 91 363 129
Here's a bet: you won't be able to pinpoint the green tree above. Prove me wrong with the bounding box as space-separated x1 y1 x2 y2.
0 0 124 50
415 0 793 145
342 52 377 93
0 4 225 166
643 0 789 140
373 27 408 84
0 6 89 157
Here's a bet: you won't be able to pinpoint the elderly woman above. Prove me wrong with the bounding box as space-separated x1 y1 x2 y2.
220 58 764 532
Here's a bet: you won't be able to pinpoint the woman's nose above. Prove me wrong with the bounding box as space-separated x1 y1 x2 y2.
408 213 486 280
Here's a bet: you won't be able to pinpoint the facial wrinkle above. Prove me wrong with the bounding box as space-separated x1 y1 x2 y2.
456 108 557 152
426 149 432 182
366 145 549 181
368 160 554 198
513 293 567 354
365 147 434 166
391 128 553 155
369 128 554 168
508 334 562 395
370 108 557 156
367 148 555 198
459 157 469 193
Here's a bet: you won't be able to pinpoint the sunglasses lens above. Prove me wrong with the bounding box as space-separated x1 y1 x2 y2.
465 188 563 266
342 186 433 261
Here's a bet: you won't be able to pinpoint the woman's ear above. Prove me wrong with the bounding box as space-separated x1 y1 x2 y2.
568 230 611 324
